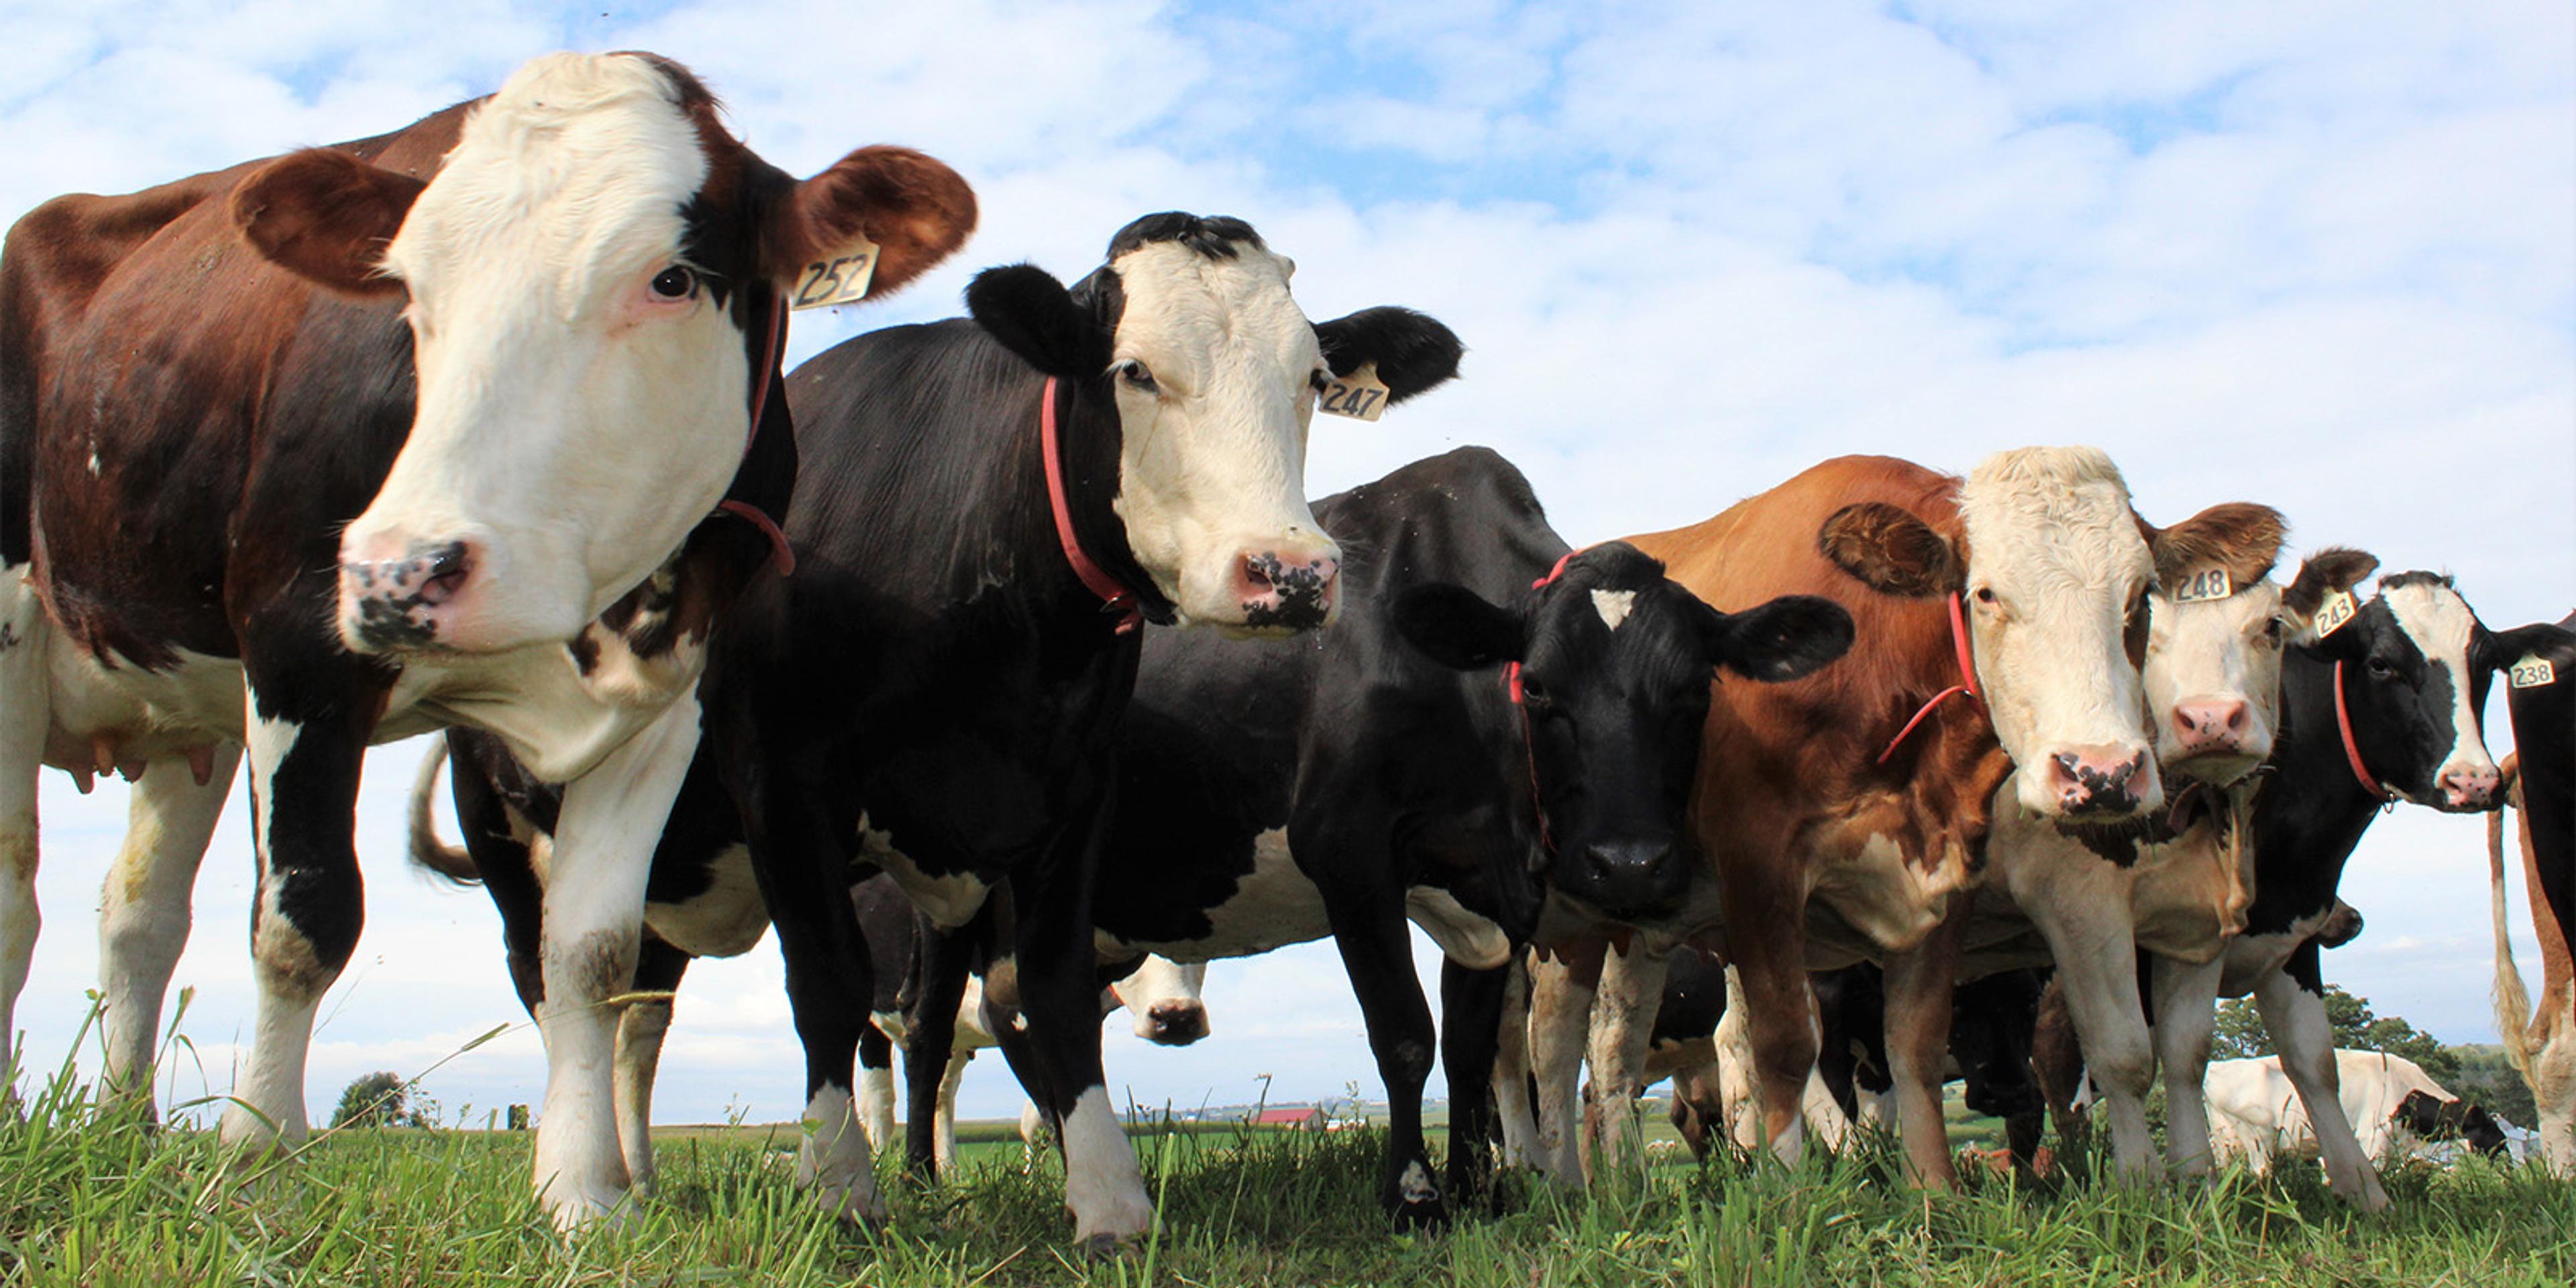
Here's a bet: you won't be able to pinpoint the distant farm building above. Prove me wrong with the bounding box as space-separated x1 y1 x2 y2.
1252 1106 1326 1131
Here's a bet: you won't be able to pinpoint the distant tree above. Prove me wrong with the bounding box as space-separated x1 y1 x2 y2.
2449 1044 2540 1130
2206 985 2459 1083
331 1071 407 1129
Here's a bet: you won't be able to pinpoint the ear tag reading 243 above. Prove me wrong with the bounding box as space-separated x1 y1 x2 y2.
1318 363 1391 422
2509 655 2558 689
2313 587 2357 639
2170 567 2234 604
788 236 881 310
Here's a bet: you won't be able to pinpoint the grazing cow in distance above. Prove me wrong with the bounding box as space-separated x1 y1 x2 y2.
2205 1051 2508 1170
0 51 974 1227
1526 449 2220 1185
2489 611 2575 1173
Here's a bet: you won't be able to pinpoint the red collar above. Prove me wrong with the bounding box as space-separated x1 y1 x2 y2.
1503 547 1583 854
1040 376 1143 635
713 295 796 577
2332 659 2392 802
1876 590 1980 766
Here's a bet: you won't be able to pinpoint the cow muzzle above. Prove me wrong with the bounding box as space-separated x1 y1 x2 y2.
2434 763 2501 812
2168 697 2251 758
1562 838 1690 920
2036 744 2157 818
1228 545 1340 633
1136 1000 1210 1046
338 535 480 653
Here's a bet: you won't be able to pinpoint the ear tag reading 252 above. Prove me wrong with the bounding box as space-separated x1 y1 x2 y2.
2509 655 2558 689
788 237 881 310
2170 567 2234 604
2313 587 2357 638
1318 363 1391 421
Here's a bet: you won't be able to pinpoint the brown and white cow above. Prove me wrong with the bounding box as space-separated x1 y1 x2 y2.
1522 449 2271 1183
0 52 973 1228
2491 611 2576 1174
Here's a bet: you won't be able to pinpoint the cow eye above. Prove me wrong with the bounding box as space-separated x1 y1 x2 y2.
1972 586 1998 606
649 266 696 300
1519 676 1550 704
2366 656 2396 680
1120 361 1159 394
2261 617 2285 644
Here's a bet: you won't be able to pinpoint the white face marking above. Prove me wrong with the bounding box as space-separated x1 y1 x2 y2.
1399 1159 1438 1203
1108 955 1208 1040
350 53 749 652
1059 1084 1152 1242
2143 578 2288 782
1104 241 1339 631
1957 447 2161 816
1592 588 1637 631
2380 581 2498 791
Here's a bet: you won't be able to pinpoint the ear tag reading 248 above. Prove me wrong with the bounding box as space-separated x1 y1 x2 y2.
2509 655 2558 689
2313 587 2357 638
2170 567 2234 604
788 237 881 310
1318 363 1391 422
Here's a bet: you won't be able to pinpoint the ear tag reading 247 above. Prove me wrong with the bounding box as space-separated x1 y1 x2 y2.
2170 567 2234 604
788 237 881 310
2313 587 2357 638
1318 363 1391 422
2509 655 2558 689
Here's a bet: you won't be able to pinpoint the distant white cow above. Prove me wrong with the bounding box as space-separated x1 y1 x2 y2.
2205 1051 2507 1171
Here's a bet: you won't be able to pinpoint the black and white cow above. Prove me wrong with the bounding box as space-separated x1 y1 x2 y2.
932 447 1854 1225
0 52 974 1228
2489 610 2575 1172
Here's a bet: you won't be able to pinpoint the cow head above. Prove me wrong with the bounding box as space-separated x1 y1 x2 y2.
2142 505 2379 784
1393 543 1854 920
2304 572 2512 811
231 52 975 653
968 215 1461 634
2394 1089 2508 1157
1819 447 2163 819
1106 955 1209 1046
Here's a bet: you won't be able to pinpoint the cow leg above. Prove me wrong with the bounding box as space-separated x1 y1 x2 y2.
219 674 378 1160
1440 957 1509 1212
2029 977 2092 1167
2251 943 2388 1211
2044 938 2157 1183
903 925 974 1179
447 738 548 1015
2147 953 2224 1184
1880 922 1964 1189
612 934 688 1195
527 692 702 1229
857 1023 896 1153
1729 917 1820 1164
0 572 46 1107
1318 874 1446 1224
1526 939 1604 1185
934 1048 971 1175
1489 955 1538 1169
1013 827 1151 1250
1581 941 1670 1184
94 746 239 1115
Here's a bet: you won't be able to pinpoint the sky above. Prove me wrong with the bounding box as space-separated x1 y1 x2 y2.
3 1 2571 1130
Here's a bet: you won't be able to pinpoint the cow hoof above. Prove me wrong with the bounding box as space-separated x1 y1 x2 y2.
545 1187 635 1236
1391 1193 1450 1230
813 1180 890 1228
1079 1233 1129 1260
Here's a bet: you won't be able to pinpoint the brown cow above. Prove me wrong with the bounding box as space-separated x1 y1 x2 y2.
2491 611 2576 1173
0 52 973 1228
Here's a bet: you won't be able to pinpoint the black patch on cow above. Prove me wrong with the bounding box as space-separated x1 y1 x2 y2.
1105 212 1261 262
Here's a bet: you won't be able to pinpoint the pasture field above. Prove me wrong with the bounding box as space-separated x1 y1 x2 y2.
4 1062 2571 1288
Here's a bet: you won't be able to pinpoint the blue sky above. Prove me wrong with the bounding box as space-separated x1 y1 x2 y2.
3 0 2571 1128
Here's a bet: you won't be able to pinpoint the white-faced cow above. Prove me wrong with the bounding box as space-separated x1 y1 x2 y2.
0 52 974 1228
2489 612 2574 1174
2204 1051 2507 1171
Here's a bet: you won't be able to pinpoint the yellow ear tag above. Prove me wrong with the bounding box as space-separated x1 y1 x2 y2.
2313 587 2357 638
2169 567 2235 604
2508 655 2557 689
1317 363 1391 422
788 237 881 310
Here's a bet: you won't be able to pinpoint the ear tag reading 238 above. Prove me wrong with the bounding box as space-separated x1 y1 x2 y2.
2170 567 2234 604
2313 587 2357 638
2509 655 2558 689
788 237 881 310
1318 363 1391 421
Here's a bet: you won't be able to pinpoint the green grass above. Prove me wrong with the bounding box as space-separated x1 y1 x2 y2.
6 1052 2573 1288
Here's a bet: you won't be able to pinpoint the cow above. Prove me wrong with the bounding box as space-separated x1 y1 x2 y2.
2489 611 2575 1173
1523 449 2216 1185
2204 1051 2508 1170
0 51 975 1228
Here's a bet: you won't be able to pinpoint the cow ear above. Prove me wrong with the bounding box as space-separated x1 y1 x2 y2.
967 264 1114 379
1704 594 1854 682
764 146 976 299
1314 307 1464 403
2149 502 2286 590
231 149 425 299
2480 620 2574 676
2281 547 2377 627
1817 502 1960 598
1391 582 1523 670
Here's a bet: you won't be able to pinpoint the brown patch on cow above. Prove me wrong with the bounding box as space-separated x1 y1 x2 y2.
566 628 601 676
251 914 336 1004
2283 547 2380 621
2147 502 2287 592
767 146 979 298
559 926 643 1006
1816 502 1960 598
229 150 424 298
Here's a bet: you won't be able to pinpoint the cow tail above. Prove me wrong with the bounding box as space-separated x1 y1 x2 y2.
2491 764 2535 1079
407 741 482 885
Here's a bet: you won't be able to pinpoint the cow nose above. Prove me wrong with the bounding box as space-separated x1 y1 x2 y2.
1570 839 1687 918
1142 1002 1208 1046
338 537 480 652
1232 547 1340 631
2045 745 2153 816
2169 698 2250 753
2438 764 2500 811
